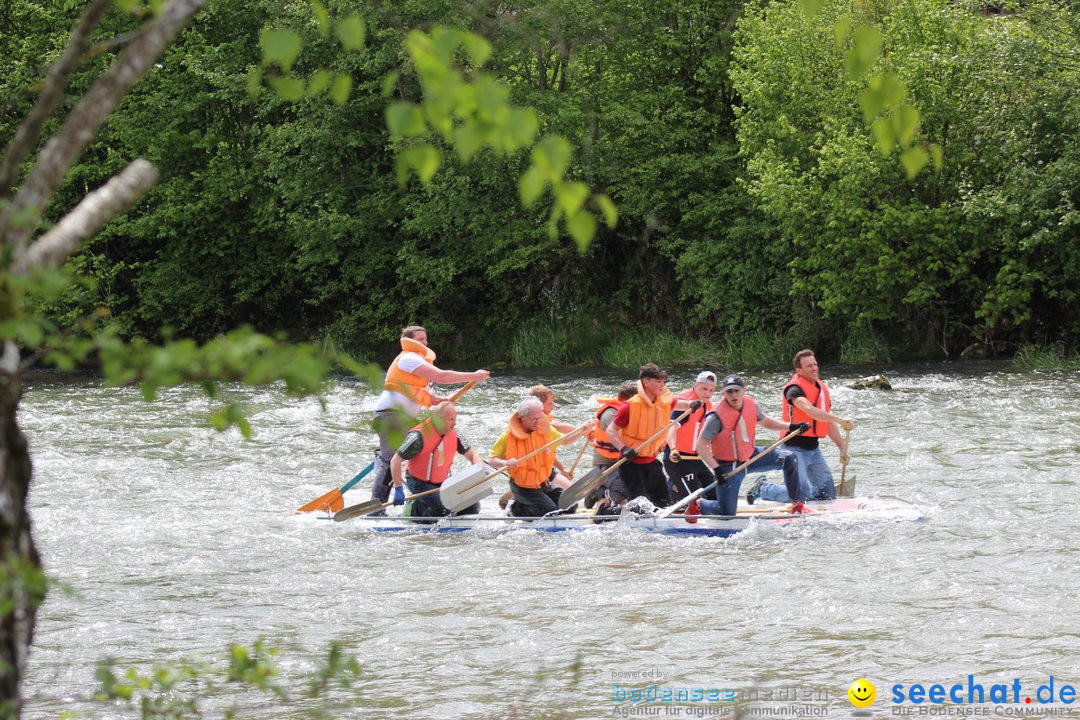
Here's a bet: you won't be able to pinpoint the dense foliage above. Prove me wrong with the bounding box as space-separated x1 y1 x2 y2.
4 0 1078 365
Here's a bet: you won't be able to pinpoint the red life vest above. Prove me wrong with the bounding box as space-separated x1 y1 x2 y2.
592 398 622 461
709 396 758 463
383 337 437 408
505 413 556 489
781 373 831 439
405 418 457 484
672 388 710 457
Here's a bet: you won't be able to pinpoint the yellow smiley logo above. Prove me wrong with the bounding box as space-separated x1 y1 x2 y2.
848 678 876 708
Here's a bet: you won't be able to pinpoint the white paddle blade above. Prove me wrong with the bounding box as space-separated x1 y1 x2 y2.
439 463 495 513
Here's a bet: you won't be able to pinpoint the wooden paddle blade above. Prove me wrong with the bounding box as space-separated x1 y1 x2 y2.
439 462 495 513
296 461 377 513
558 466 603 510
839 476 856 497
333 498 386 522
296 489 343 514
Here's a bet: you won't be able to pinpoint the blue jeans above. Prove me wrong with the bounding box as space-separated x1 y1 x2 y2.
757 445 835 502
699 446 803 516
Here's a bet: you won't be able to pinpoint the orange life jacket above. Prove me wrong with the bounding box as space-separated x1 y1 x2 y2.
781 373 831 439
709 396 758 463
592 398 622 461
505 412 556 489
672 388 710 457
383 337 437 407
620 381 674 458
405 418 457 485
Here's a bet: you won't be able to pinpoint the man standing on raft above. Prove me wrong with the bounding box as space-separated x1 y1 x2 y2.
370 326 490 512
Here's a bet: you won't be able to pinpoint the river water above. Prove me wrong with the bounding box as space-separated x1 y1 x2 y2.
18 364 1080 718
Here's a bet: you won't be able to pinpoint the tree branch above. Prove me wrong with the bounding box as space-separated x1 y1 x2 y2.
10 159 159 276
0 0 113 203
0 0 205 256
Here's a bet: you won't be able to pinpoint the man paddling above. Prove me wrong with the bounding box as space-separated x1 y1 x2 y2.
695 374 806 516
605 364 701 509
488 397 586 517
663 371 716 502
389 403 486 520
369 326 490 514
746 349 854 503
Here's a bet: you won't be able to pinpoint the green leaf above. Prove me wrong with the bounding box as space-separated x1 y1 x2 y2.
16 320 43 348
859 72 906 123
800 0 824 17
461 33 492 67
858 87 885 124
845 24 882 78
833 18 852 50
453 124 484 162
930 143 944 170
330 73 352 105
566 211 598 252
413 146 440 184
890 103 920 147
246 66 262 98
555 181 589 217
335 15 366 51
518 166 546 207
381 71 399 98
900 146 929 179
533 136 572 176
311 1 330 38
386 102 426 138
307 69 331 96
268 75 305 101
259 29 302 72
872 117 895 156
505 108 539 151
401 144 441 185
594 194 618 228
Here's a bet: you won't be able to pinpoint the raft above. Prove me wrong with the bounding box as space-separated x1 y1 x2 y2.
332 495 923 537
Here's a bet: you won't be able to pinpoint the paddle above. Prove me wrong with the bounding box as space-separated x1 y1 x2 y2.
558 404 697 510
296 461 375 514
566 437 589 478
838 426 852 497
441 421 590 513
296 381 477 513
656 428 802 519
333 486 443 522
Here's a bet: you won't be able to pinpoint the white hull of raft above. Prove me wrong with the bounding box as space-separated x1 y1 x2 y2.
335 495 923 537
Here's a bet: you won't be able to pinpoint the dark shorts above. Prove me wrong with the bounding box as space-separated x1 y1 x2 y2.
618 460 671 508
509 481 563 517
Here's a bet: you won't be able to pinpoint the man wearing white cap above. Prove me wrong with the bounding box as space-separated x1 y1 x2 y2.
695 374 806 516
663 371 717 502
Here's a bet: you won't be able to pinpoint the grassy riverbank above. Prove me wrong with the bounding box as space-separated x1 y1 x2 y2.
1012 343 1080 371
504 319 894 370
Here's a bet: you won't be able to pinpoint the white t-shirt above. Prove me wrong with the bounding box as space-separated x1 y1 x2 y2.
374 352 432 415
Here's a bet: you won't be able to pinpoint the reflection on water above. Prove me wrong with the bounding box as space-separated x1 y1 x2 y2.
20 362 1080 718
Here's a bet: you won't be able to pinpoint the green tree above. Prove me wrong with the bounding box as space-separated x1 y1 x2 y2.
732 0 1080 355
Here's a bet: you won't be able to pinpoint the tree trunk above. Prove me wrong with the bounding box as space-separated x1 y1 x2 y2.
0 341 37 720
